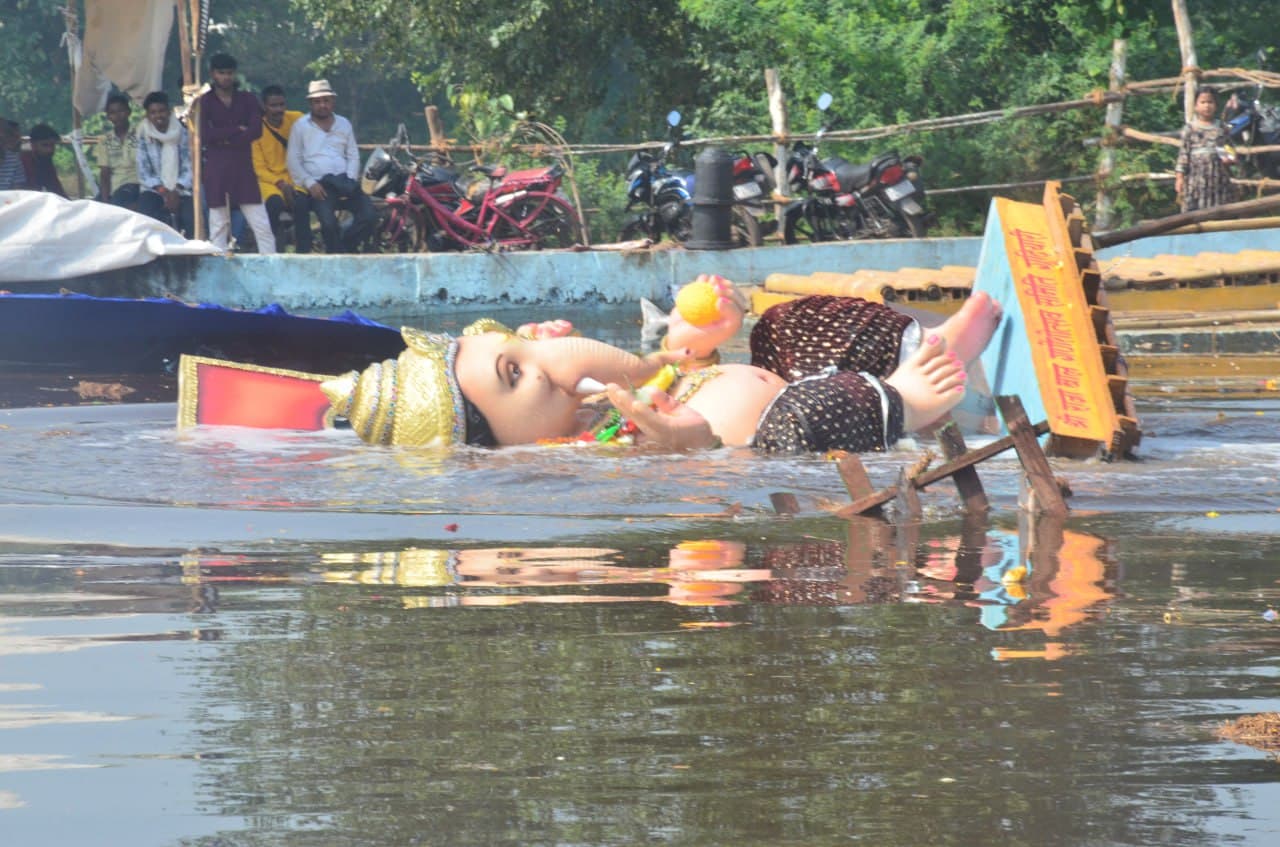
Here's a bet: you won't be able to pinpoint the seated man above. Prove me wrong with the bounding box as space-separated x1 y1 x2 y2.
20 124 69 197
95 92 141 208
286 79 375 253
0 118 25 190
135 91 194 237
252 84 312 253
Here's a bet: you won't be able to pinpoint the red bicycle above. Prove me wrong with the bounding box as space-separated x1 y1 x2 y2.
364 127 582 253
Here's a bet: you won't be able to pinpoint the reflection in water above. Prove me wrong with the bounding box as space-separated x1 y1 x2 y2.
6 516 1280 846
168 514 1115 643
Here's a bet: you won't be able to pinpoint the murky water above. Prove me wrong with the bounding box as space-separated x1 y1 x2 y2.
3 369 1280 843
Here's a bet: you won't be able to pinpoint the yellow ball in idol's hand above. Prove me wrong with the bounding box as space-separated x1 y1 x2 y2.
674 279 723 327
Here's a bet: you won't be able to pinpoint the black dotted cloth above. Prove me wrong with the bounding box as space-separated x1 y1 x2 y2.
749 296 914 454
750 295 915 379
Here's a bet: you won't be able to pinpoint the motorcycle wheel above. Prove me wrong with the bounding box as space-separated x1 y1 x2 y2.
668 211 693 243
783 209 833 244
731 206 763 247
903 213 930 239
619 217 656 243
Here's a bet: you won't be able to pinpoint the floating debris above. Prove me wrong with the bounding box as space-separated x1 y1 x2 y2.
1216 713 1280 760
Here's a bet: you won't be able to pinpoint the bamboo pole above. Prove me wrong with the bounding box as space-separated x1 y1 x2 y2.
1119 125 1180 147
182 0 205 240
1120 127 1280 155
1161 215 1280 235
174 0 201 239
928 175 1096 196
1094 192 1280 247
765 68 789 220
348 67 1277 163
1095 39 1126 231
1172 0 1199 123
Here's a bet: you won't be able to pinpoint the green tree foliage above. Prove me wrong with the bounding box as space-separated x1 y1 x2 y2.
289 0 701 144
0 0 78 129
3 1 1279 228
197 0 425 137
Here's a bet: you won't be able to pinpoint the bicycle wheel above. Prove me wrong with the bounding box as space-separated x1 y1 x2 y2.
502 194 583 250
372 203 424 253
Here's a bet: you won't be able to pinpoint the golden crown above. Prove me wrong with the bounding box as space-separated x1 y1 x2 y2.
321 548 457 586
321 319 511 447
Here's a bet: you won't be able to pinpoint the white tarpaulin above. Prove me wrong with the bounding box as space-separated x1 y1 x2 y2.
0 191 219 283
72 0 175 115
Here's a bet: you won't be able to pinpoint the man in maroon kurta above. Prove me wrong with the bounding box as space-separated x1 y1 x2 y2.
199 53 276 253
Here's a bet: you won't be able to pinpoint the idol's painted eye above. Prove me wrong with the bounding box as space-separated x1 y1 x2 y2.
507 361 522 387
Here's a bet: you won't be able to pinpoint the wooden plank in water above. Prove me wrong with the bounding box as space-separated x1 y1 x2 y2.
935 419 989 514
833 419 1052 518
997 395 1069 517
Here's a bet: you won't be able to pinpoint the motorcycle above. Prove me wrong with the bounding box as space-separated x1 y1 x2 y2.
782 93 931 244
363 125 582 253
730 148 777 236
1222 50 1280 179
619 111 763 247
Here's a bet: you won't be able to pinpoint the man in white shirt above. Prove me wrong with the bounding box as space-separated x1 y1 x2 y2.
286 79 376 253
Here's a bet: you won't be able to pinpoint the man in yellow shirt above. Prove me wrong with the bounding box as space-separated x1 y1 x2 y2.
252 85 312 252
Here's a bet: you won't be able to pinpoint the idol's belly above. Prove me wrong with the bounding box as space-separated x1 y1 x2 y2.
677 363 787 447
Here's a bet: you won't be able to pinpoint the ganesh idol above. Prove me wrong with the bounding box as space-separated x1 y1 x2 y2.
179 275 1003 454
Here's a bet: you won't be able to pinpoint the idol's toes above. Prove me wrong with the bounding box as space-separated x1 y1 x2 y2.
886 355 967 434
936 291 1002 365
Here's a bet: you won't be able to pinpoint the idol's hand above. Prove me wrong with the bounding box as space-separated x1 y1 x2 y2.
515 319 575 340
665 274 745 359
606 384 720 450
642 343 695 371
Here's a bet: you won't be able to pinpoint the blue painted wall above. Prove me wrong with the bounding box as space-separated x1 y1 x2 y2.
44 227 1280 315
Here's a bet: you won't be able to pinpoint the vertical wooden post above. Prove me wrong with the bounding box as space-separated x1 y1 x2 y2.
764 68 789 223
995 395 1069 518
59 7 86 198
424 105 447 164
1094 39 1126 231
179 0 206 239
1172 0 1199 123
176 0 192 89
894 465 922 521
935 419 989 514
72 109 85 198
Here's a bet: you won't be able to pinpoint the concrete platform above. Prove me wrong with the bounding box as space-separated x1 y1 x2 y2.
13 225 1280 317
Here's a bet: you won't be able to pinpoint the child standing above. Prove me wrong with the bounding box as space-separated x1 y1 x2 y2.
1175 87 1236 213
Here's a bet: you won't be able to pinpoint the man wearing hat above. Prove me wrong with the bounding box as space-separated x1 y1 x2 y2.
286 79 376 253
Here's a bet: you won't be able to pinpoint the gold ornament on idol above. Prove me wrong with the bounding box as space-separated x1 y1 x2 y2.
321 319 512 447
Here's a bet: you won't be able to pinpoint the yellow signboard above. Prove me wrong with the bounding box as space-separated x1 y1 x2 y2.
996 197 1118 443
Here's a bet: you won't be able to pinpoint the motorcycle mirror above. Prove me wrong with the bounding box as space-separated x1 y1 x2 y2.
817 92 833 112
667 110 682 127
